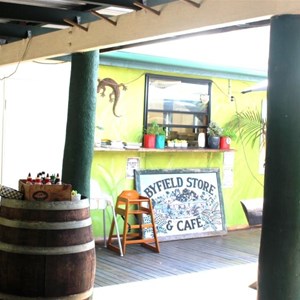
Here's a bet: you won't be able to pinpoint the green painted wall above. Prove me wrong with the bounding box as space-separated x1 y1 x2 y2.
90 66 265 238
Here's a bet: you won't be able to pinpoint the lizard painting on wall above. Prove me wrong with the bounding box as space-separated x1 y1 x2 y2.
97 78 127 117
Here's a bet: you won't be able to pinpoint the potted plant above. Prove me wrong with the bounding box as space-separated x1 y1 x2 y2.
207 122 222 149
143 121 158 148
225 109 266 149
220 126 237 150
155 125 166 149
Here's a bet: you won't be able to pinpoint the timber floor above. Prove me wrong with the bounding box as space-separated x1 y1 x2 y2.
93 227 261 300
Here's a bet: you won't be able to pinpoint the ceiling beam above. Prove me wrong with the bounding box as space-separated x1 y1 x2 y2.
80 0 143 9
0 3 99 25
0 23 57 43
1 0 300 66
77 0 174 8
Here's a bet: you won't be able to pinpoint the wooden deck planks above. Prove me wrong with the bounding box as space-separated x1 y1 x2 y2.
94 228 261 287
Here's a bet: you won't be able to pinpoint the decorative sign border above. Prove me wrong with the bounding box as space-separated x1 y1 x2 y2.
134 168 227 241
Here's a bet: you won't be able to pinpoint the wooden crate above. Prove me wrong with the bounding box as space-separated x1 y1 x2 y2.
19 180 72 201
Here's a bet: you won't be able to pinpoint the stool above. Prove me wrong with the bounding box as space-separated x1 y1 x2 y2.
90 180 123 256
107 190 160 255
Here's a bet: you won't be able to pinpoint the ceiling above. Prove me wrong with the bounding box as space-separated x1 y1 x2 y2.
1 0 300 70
0 0 273 74
0 0 176 45
1 0 293 77
124 24 270 74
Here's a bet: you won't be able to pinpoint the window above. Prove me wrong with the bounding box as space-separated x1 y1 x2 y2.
144 74 212 146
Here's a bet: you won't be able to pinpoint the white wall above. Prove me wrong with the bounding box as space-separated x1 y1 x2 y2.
0 61 71 189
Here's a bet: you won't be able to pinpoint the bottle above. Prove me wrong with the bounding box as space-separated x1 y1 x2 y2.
26 173 33 185
54 173 62 185
40 171 46 183
34 174 42 185
50 174 56 184
44 173 52 185
198 132 206 148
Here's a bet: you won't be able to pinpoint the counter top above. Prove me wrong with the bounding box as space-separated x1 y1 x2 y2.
94 147 235 153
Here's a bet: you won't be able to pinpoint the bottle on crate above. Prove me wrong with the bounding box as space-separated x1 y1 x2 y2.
44 173 52 185
34 174 42 185
54 173 62 185
50 174 56 184
40 171 46 183
26 173 33 185
25 172 61 185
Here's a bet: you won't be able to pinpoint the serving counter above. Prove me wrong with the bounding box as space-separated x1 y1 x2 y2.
94 147 235 153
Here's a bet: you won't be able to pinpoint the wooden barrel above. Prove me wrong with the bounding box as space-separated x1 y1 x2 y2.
0 198 96 299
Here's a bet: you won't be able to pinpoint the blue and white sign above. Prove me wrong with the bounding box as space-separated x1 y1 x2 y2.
135 168 227 241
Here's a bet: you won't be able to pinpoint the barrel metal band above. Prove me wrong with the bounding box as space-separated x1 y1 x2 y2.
0 287 94 299
0 217 92 230
0 198 90 210
0 240 95 255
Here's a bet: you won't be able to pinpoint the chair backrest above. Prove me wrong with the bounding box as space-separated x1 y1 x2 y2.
90 179 112 209
118 190 139 200
90 179 102 198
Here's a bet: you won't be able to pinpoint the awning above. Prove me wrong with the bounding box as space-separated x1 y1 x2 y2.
241 80 268 94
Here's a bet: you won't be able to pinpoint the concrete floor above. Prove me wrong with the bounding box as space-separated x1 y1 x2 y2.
93 262 258 300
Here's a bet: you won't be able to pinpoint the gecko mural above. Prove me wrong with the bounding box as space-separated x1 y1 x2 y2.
97 78 127 117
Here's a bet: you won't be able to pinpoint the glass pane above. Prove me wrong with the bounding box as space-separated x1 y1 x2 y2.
148 77 210 113
147 112 208 127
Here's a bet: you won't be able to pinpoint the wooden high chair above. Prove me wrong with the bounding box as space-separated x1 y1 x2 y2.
107 190 160 255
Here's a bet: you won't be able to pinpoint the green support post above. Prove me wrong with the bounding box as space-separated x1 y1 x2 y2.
62 51 99 198
258 15 300 299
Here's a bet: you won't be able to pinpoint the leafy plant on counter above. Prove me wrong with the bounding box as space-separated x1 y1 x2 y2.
145 121 165 135
221 126 237 140
207 122 223 137
145 121 158 135
156 125 166 136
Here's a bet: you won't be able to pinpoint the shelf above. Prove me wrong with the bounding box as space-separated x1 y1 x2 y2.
94 147 235 153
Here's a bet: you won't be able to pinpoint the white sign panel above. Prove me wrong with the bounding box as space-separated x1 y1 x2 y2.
126 157 140 179
134 168 227 241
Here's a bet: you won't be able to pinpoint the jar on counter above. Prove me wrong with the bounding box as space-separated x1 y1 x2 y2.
198 132 206 148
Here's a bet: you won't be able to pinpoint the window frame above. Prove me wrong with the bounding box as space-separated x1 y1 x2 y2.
143 73 212 141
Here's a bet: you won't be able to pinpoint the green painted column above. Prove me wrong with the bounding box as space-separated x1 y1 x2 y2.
258 15 300 299
62 51 99 198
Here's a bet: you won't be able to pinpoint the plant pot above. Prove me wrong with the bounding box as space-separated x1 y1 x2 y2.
220 136 231 149
207 136 220 149
155 135 165 149
144 134 156 148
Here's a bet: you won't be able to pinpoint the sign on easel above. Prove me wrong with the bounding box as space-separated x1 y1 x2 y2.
134 168 227 241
